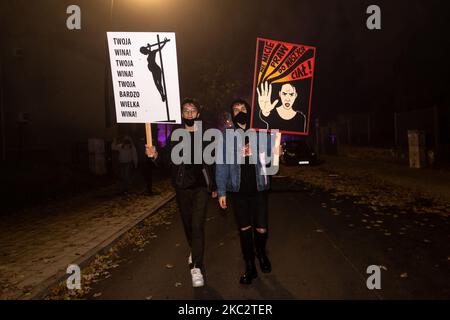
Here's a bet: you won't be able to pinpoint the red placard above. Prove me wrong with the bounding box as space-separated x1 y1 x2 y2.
250 37 316 135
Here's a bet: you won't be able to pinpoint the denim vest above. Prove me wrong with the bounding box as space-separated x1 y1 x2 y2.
215 128 274 197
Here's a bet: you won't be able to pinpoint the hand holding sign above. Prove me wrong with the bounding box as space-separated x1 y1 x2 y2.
257 81 278 117
145 144 158 159
218 196 227 209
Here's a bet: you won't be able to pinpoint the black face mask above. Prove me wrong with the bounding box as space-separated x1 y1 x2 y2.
184 118 195 127
233 112 248 126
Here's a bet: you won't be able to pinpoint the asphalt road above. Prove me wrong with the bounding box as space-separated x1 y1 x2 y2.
87 177 450 300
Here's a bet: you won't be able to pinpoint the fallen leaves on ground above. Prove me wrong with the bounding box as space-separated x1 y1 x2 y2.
282 165 450 218
45 199 178 300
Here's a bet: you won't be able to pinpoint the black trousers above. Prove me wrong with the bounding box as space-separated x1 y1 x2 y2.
175 187 208 269
142 160 154 193
230 191 268 230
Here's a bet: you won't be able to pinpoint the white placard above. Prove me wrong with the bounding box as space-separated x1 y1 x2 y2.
107 32 181 124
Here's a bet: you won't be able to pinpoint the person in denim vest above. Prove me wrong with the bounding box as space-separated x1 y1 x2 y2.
216 99 278 285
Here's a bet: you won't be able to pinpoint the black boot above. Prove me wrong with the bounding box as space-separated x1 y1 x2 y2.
254 230 271 273
239 228 257 284
240 259 257 284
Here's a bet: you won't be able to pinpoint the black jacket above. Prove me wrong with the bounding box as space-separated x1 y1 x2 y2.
154 125 217 192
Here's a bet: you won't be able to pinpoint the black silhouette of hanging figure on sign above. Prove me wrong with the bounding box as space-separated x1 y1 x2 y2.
139 35 175 122
140 37 169 102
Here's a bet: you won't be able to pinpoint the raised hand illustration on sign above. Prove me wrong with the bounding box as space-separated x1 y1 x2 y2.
257 81 279 117
251 38 316 135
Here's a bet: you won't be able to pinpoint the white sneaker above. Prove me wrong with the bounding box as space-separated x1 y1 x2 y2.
190 267 204 287
188 253 192 265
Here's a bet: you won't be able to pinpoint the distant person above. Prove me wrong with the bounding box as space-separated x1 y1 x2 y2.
140 38 170 102
112 135 138 194
257 81 306 132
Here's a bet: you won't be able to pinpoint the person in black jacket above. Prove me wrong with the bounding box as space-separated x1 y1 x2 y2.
145 98 217 288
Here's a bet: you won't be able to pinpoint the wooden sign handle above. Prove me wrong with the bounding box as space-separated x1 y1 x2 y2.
145 123 153 154
273 132 282 166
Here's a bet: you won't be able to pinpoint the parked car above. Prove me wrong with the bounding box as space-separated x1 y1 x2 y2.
281 140 318 166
